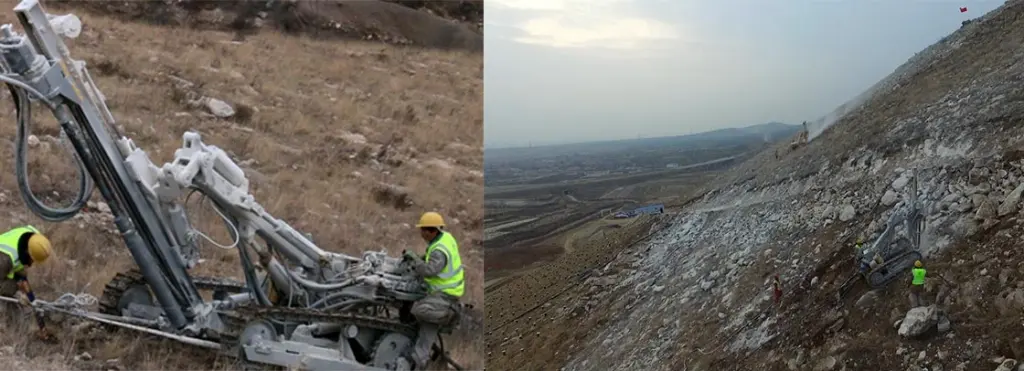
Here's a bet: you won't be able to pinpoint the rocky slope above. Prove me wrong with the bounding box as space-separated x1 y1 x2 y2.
54 0 483 51
489 0 1024 370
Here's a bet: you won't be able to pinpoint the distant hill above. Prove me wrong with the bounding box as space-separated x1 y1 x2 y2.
625 121 801 150
486 122 802 162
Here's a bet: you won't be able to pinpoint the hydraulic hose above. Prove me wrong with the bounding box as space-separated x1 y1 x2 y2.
1 74 94 222
285 267 356 292
309 291 373 309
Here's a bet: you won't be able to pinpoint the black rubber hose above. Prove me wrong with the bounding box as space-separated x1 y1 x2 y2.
8 83 94 221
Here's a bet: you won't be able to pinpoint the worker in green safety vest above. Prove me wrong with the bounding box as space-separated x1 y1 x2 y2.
0 226 52 305
909 260 926 307
399 211 464 370
854 237 871 273
0 225 53 340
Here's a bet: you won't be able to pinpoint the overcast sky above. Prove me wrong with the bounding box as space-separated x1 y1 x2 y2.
484 0 1003 148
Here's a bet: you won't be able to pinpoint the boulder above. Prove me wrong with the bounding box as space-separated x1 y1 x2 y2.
898 305 939 337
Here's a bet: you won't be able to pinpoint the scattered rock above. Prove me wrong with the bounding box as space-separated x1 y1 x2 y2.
839 205 856 221
425 158 455 171
977 197 998 219
856 291 879 308
814 356 837 370
893 175 910 190
372 182 413 210
240 85 260 96
699 279 714 291
203 97 235 118
996 288 1024 315
969 166 990 185
999 183 1024 216
881 190 899 206
937 315 951 333
898 305 939 337
335 131 368 145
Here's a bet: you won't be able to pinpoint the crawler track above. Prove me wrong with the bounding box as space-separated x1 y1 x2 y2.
867 250 923 288
98 269 248 316
98 270 458 369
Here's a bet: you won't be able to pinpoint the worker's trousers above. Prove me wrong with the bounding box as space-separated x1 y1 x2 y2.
0 279 20 318
0 279 18 297
909 284 925 307
408 292 459 368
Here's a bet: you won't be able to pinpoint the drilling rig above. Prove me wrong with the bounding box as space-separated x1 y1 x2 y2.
0 1 466 370
789 121 809 150
838 169 925 299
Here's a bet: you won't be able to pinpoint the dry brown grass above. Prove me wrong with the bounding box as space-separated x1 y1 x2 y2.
0 1 482 369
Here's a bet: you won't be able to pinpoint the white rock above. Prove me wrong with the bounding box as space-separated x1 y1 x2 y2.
881 190 899 206
204 97 235 118
699 279 714 291
998 183 1024 217
814 356 837 370
839 205 856 221
337 131 367 145
893 175 910 190
898 305 939 337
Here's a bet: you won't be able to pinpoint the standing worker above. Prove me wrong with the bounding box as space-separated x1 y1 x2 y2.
772 274 783 305
854 238 872 273
909 260 926 307
0 225 52 338
400 212 464 370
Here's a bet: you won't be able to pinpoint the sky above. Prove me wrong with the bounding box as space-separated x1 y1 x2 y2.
484 0 1005 148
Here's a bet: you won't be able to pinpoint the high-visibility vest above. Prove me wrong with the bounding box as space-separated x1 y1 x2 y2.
0 226 39 279
911 268 926 286
423 231 464 297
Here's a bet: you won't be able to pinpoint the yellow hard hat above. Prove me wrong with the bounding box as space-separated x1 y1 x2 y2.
415 212 445 228
857 237 863 244
27 233 51 264
914 260 922 268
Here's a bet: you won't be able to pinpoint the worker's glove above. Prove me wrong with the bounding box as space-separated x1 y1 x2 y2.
402 250 417 261
15 291 31 307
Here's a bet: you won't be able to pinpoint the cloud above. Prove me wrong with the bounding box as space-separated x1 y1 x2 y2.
515 16 677 49
490 0 679 49
491 0 570 11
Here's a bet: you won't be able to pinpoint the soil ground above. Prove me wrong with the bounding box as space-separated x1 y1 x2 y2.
483 169 717 283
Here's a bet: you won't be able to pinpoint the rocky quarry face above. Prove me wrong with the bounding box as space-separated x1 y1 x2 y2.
554 1 1024 371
